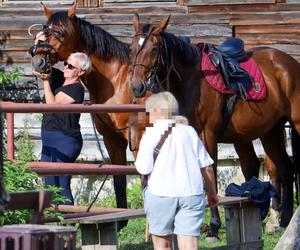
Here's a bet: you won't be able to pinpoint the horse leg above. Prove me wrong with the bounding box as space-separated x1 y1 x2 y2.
263 155 281 233
201 130 221 242
92 114 128 229
261 123 294 228
102 134 128 208
291 127 300 208
234 141 282 232
234 141 260 181
263 156 281 210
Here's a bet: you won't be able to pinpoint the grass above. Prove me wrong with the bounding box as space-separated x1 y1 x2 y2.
78 179 284 249
117 209 284 249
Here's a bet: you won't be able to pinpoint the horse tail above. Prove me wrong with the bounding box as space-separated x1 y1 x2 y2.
291 126 300 206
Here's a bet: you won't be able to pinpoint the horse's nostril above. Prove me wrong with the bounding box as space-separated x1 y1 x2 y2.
32 57 51 74
39 58 46 67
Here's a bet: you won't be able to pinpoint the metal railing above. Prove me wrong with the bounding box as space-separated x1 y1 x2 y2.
0 102 145 175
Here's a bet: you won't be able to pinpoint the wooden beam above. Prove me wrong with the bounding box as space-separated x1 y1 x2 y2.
187 0 275 6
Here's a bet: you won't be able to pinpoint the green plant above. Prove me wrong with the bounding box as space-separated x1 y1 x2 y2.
1 161 67 225
127 178 144 209
0 67 23 89
15 120 36 162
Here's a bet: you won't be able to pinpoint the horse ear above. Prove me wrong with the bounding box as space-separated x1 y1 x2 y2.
41 2 53 19
132 13 142 34
153 15 170 35
68 1 77 18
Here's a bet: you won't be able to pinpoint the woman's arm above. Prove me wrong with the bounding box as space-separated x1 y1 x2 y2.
201 166 219 208
33 71 75 104
43 80 75 104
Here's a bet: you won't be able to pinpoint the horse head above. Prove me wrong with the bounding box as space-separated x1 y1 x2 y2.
130 14 170 98
30 2 80 73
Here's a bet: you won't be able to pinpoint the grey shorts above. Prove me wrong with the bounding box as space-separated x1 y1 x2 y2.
143 189 205 236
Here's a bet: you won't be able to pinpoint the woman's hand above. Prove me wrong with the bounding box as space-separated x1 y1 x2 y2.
32 70 50 81
34 31 47 45
207 193 219 208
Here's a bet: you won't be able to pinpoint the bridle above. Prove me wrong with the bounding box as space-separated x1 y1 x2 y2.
28 23 64 73
131 29 182 97
130 28 164 95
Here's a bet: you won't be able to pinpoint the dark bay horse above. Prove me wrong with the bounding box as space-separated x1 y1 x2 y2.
30 3 148 229
130 14 300 238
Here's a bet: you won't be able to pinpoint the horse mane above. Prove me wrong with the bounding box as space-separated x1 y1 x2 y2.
160 31 201 67
48 12 130 63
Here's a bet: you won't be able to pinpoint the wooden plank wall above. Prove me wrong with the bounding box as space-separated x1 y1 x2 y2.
1 0 299 163
1 0 300 100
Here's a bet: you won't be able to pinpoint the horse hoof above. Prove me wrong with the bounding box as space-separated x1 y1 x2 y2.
205 236 219 243
265 208 281 234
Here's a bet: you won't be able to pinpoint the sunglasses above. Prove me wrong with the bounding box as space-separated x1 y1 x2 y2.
64 61 78 70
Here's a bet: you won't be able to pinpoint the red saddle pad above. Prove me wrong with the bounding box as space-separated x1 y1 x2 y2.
201 47 267 100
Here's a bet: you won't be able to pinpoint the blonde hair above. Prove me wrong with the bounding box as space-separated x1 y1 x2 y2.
146 91 188 125
68 52 92 74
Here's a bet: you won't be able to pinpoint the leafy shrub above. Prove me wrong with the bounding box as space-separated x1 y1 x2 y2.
127 178 143 209
0 67 23 89
96 177 143 209
1 161 67 225
15 120 36 162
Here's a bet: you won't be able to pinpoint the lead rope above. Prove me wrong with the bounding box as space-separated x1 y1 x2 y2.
82 78 110 212
128 85 139 152
86 113 110 212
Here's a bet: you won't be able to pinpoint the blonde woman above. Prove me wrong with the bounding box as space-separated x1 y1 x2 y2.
33 52 91 205
135 91 218 250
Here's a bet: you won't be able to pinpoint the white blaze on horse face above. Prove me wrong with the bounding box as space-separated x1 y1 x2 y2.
138 37 145 46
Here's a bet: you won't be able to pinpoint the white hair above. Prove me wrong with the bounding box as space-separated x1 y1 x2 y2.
68 52 92 74
146 91 188 125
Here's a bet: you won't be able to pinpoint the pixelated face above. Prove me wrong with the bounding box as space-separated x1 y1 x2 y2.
147 106 171 124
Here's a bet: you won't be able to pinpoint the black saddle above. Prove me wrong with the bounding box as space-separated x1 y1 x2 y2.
218 38 247 61
207 38 253 100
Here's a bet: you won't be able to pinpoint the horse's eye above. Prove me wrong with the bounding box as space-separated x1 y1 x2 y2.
152 47 158 54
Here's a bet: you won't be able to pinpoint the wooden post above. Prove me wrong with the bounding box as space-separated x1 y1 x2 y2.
224 202 263 248
80 223 118 250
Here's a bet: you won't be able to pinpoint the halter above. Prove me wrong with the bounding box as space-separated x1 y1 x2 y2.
131 29 182 97
28 23 64 72
130 28 163 95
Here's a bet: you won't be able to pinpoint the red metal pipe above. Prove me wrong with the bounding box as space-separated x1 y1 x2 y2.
0 102 145 113
27 161 139 176
6 112 14 161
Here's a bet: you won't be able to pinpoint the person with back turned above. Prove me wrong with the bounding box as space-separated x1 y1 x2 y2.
135 91 218 250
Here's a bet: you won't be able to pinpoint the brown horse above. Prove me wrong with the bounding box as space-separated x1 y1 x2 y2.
30 3 149 229
31 3 289 237
130 14 300 238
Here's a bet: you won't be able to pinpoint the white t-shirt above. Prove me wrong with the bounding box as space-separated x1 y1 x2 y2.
135 119 214 197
